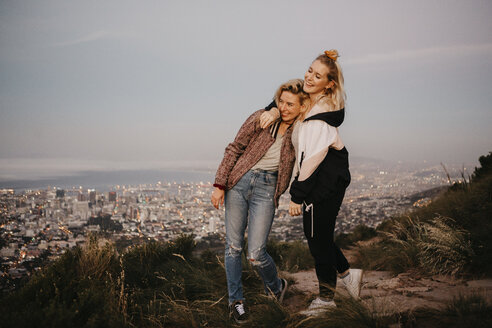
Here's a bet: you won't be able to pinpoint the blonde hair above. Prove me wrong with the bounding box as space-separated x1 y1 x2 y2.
313 49 346 111
274 79 310 121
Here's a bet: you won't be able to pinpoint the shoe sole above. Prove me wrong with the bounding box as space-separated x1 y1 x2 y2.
233 318 249 325
231 312 249 324
351 269 363 299
300 304 337 317
357 269 364 298
230 304 249 325
277 278 288 303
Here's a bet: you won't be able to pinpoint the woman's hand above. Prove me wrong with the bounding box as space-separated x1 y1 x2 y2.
211 188 225 209
289 201 302 216
259 107 280 129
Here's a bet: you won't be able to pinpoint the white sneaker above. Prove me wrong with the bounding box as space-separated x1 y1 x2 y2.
300 297 336 316
342 268 363 299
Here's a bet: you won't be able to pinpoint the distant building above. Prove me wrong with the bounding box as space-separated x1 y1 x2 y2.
89 190 96 204
0 247 16 257
73 201 90 220
77 192 87 202
108 191 117 202
56 189 65 198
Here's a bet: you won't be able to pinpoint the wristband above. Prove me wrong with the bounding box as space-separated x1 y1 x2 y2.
213 184 226 190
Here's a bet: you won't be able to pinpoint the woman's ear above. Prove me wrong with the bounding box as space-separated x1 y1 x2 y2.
325 80 335 92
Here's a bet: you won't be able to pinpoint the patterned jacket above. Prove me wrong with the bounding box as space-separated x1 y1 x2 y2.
214 109 296 207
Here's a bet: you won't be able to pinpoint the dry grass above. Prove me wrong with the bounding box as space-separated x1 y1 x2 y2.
417 217 474 275
285 295 389 328
400 293 492 327
267 239 314 272
381 215 474 275
77 234 117 280
356 214 474 275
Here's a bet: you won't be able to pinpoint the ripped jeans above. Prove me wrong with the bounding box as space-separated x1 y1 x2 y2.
224 169 282 304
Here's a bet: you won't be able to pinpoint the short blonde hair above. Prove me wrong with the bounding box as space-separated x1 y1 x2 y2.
273 79 310 121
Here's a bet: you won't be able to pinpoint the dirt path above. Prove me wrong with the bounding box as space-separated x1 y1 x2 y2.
282 269 492 315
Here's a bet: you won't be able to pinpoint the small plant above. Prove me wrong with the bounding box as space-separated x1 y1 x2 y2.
336 225 377 249
266 239 314 272
445 293 491 318
403 293 492 327
286 295 388 328
418 217 474 275
78 234 118 280
357 215 474 275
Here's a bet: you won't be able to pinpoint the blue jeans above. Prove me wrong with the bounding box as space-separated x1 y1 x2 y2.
224 169 282 304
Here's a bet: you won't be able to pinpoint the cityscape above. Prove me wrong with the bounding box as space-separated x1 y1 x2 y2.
0 161 473 293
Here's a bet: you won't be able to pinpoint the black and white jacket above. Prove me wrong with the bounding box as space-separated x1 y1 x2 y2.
289 103 351 205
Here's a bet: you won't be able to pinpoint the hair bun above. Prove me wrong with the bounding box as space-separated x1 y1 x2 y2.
324 50 339 61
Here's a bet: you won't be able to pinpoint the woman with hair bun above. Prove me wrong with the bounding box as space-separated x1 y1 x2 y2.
262 50 363 316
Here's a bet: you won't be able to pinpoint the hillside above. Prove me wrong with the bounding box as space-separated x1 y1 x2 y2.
0 152 491 327
354 151 492 277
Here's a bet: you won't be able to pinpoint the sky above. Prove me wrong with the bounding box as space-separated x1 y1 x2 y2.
1 0 491 180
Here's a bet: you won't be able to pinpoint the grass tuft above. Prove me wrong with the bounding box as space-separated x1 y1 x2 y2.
267 239 314 272
417 217 474 275
286 296 388 328
355 151 492 276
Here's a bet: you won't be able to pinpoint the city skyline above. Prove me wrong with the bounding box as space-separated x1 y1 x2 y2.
1 0 491 181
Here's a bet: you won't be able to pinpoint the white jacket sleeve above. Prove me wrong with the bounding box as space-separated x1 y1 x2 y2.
297 121 338 182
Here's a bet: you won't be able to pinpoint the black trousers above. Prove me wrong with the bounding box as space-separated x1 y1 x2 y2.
303 188 350 299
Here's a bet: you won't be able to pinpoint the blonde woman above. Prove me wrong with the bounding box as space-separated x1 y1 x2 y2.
261 51 363 315
211 79 309 324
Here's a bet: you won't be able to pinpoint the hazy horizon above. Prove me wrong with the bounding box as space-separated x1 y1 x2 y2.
1 1 491 177
0 155 478 184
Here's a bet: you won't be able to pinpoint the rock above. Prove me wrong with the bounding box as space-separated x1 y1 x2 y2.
378 277 402 290
431 275 462 286
396 286 432 293
285 268 492 319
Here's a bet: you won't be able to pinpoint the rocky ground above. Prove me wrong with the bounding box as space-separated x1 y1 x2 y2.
281 242 492 323
283 269 492 316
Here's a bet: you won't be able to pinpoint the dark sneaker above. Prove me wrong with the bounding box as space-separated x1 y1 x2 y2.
275 278 288 303
230 300 249 324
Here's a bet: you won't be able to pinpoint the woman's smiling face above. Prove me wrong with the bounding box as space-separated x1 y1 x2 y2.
303 59 332 98
278 91 304 124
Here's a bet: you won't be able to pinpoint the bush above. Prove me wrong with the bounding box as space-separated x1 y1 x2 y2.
401 293 492 327
266 239 314 272
0 238 125 328
417 217 474 275
285 295 388 328
336 224 377 248
356 215 474 275
355 151 492 276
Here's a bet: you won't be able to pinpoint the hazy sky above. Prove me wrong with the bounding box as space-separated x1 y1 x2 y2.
1 0 491 179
